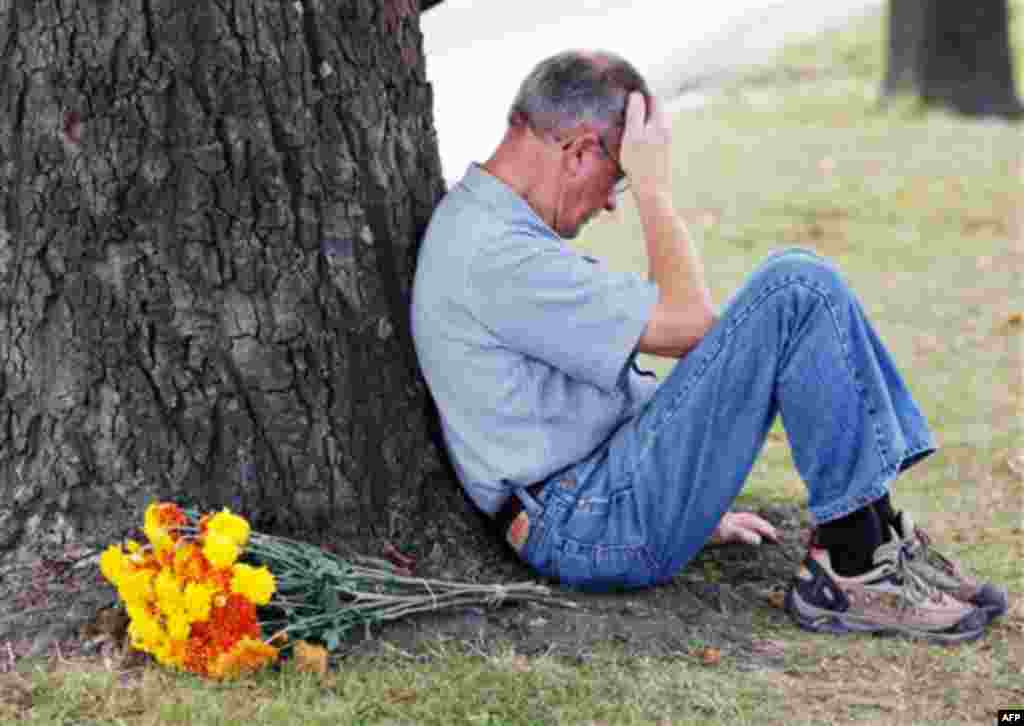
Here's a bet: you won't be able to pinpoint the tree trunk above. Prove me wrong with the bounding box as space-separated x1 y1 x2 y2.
882 0 927 96
0 0 447 557
883 0 1023 119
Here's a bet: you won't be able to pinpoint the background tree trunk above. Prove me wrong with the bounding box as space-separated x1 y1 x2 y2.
883 0 1023 119
0 0 447 557
882 0 927 96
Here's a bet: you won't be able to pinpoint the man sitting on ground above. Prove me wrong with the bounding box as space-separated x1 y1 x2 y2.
411 50 1007 642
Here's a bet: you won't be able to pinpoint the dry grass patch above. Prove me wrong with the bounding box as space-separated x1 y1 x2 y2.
764 618 1024 725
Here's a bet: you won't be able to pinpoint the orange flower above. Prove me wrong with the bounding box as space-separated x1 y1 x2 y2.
208 638 279 680
173 543 208 584
181 621 219 676
144 502 187 554
208 593 262 648
197 512 213 539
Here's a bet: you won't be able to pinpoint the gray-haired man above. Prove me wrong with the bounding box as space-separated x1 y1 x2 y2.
411 50 1005 641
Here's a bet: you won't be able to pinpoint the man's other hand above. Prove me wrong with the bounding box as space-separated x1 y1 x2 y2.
708 511 780 547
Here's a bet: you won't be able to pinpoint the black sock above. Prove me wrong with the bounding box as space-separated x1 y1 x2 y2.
816 504 885 576
872 493 897 540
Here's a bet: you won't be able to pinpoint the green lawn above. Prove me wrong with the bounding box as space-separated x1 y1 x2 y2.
5 5 1023 725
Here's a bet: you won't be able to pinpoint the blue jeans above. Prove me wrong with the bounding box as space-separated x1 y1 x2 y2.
514 249 936 591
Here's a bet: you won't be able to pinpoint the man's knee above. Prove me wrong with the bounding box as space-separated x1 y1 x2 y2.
753 247 850 300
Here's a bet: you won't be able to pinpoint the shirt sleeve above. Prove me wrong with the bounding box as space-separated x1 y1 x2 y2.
468 234 659 392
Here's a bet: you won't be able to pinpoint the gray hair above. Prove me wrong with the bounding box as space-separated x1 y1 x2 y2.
508 50 651 139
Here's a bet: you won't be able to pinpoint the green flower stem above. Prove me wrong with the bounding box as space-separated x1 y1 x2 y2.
203 526 579 650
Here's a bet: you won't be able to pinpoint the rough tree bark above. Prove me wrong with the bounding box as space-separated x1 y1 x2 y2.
884 0 1023 119
0 0 447 558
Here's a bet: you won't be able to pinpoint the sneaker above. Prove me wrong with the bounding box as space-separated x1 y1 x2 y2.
887 510 1008 622
785 539 988 643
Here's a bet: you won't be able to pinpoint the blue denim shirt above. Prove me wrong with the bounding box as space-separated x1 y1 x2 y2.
411 164 659 515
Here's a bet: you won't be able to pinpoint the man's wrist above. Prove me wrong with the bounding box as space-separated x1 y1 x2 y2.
630 183 674 209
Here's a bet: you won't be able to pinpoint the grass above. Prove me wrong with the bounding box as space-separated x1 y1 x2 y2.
6 644 783 725
5 5 1024 725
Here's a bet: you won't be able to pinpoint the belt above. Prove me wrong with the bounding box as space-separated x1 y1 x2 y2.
493 480 547 538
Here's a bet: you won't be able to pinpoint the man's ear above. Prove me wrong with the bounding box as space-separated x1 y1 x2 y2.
565 133 599 179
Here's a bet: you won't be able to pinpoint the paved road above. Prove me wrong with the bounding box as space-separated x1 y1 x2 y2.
421 0 883 183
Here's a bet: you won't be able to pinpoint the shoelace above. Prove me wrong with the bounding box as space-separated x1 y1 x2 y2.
909 526 959 575
880 542 945 608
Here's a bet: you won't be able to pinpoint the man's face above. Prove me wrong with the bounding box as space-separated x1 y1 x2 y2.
554 130 626 239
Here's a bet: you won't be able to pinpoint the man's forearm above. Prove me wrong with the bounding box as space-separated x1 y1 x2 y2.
633 187 715 355
635 188 712 308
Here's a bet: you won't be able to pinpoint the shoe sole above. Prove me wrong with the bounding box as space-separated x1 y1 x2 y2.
785 587 988 645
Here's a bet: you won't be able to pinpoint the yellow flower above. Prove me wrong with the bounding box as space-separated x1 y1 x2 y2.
124 539 143 554
99 545 126 585
230 563 276 606
118 568 157 607
125 602 151 625
143 502 184 554
203 532 239 569
144 523 173 554
183 582 216 623
154 638 187 669
128 613 166 654
154 569 185 617
207 509 251 547
208 638 278 680
143 504 165 540
166 613 191 641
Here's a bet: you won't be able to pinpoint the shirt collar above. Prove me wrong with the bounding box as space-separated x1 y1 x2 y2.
459 163 552 234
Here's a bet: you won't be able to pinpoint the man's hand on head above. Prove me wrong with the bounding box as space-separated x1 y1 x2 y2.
619 91 673 197
708 511 780 547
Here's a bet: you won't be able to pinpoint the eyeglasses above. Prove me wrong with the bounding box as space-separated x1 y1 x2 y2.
597 135 630 197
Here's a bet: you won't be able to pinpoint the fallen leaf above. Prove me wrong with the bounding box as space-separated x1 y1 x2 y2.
0 675 33 710
382 542 416 570
915 334 941 355
1007 312 1024 326
1009 597 1024 621
750 639 786 658
1007 452 1024 479
385 688 417 705
293 640 329 676
267 629 289 646
79 606 129 641
766 591 787 609
699 211 719 228
698 646 721 666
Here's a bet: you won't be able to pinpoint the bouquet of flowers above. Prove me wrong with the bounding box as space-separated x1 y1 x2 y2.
99 502 567 679
100 503 278 679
